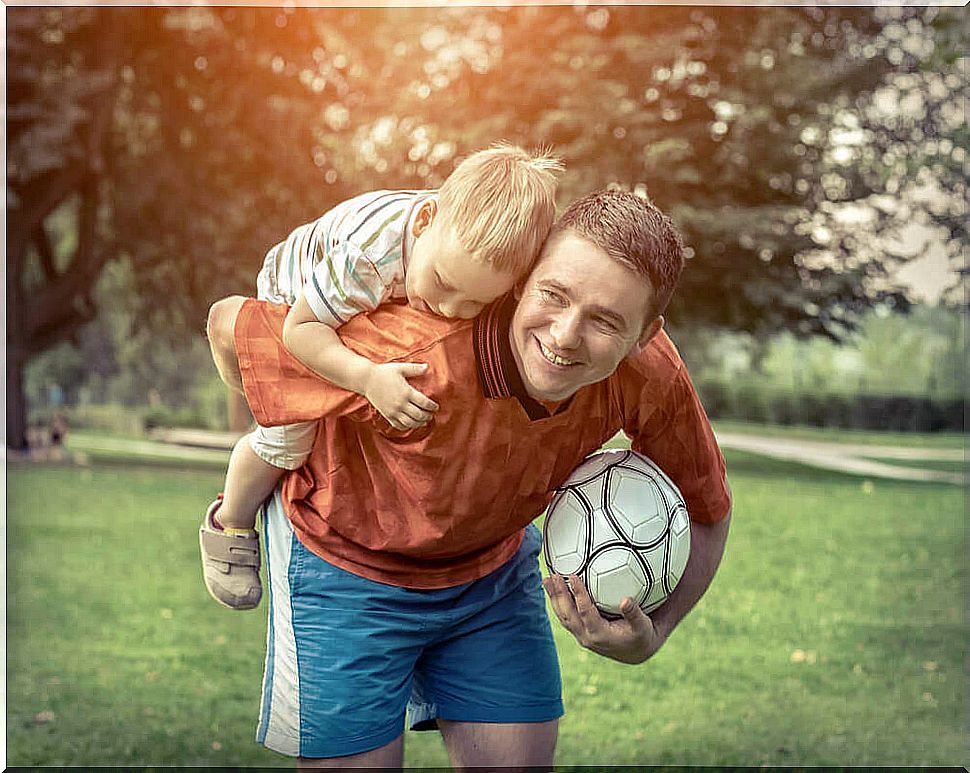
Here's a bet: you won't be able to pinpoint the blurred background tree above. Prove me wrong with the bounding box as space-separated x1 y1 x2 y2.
8 6 967 447
8 7 367 445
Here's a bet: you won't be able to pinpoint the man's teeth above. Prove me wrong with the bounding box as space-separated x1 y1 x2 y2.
539 340 575 366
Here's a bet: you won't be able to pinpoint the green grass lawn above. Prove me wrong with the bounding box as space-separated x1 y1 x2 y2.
7 447 967 766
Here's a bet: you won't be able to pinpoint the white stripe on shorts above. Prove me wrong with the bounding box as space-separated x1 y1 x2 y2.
256 491 302 757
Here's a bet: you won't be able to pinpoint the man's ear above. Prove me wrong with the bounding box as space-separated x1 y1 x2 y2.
412 199 437 237
630 316 664 355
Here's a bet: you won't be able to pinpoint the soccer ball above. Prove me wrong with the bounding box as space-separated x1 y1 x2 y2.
543 449 691 618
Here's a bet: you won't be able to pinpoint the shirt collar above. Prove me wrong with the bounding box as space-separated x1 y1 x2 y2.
473 293 574 421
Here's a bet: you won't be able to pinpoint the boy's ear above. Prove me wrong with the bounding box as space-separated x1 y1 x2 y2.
412 199 438 237
629 316 663 355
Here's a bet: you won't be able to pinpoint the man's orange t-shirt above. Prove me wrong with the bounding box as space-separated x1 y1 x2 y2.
235 295 730 589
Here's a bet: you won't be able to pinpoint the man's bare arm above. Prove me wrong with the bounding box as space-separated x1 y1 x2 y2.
651 509 731 640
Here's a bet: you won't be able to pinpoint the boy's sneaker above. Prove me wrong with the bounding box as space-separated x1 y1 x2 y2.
199 497 262 610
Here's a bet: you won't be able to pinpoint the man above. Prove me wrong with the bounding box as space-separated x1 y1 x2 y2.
206 190 731 769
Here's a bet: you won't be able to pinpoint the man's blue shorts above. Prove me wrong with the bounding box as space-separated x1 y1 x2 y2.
256 492 564 759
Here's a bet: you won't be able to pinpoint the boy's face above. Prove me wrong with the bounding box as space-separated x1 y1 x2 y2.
509 231 662 403
406 202 517 320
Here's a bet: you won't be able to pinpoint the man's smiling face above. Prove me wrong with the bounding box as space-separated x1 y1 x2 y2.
509 230 661 403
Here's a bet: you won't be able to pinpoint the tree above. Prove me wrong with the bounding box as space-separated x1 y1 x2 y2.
832 7 969 309
331 6 947 338
8 7 964 446
7 7 369 447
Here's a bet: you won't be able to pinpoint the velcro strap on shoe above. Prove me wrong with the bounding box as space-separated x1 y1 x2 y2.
201 529 260 568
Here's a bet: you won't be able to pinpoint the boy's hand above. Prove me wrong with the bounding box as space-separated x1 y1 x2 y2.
364 362 440 431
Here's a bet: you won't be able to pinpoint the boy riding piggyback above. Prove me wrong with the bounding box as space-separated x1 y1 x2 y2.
201 144 564 610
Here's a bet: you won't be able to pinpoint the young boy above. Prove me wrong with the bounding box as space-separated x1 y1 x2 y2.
200 144 563 609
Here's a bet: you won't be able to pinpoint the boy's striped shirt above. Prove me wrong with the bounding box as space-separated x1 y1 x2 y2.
254 190 434 326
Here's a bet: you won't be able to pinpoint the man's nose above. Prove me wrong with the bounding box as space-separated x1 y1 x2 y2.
549 310 581 349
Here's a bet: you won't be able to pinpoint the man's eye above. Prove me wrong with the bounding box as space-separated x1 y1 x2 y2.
595 318 619 334
539 289 565 305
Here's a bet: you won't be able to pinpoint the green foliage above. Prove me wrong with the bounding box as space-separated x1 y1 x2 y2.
10 7 965 339
32 404 144 437
698 383 963 432
24 342 87 406
9 6 966 446
687 305 968 432
846 8 969 307
681 303 967 398
851 306 967 397
7 449 966 766
25 254 230 430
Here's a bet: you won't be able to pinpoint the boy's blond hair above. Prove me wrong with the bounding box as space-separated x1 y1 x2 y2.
437 143 564 277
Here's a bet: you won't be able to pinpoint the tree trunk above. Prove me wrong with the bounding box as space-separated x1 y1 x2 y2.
5 11 124 451
6 354 29 451
7 242 29 450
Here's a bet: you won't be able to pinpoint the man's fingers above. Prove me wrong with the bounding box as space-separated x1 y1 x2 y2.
620 597 650 633
568 575 603 629
546 576 657 662
385 408 434 430
543 575 582 634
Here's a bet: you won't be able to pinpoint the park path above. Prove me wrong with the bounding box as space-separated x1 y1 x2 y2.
66 432 231 464
103 427 966 486
713 431 965 486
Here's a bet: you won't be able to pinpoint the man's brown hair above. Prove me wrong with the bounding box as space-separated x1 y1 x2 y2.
550 189 685 317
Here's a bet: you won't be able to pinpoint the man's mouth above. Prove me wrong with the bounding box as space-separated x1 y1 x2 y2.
537 339 577 367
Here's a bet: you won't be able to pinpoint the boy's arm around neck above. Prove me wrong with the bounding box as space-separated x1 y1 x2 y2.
282 293 439 431
282 292 377 395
